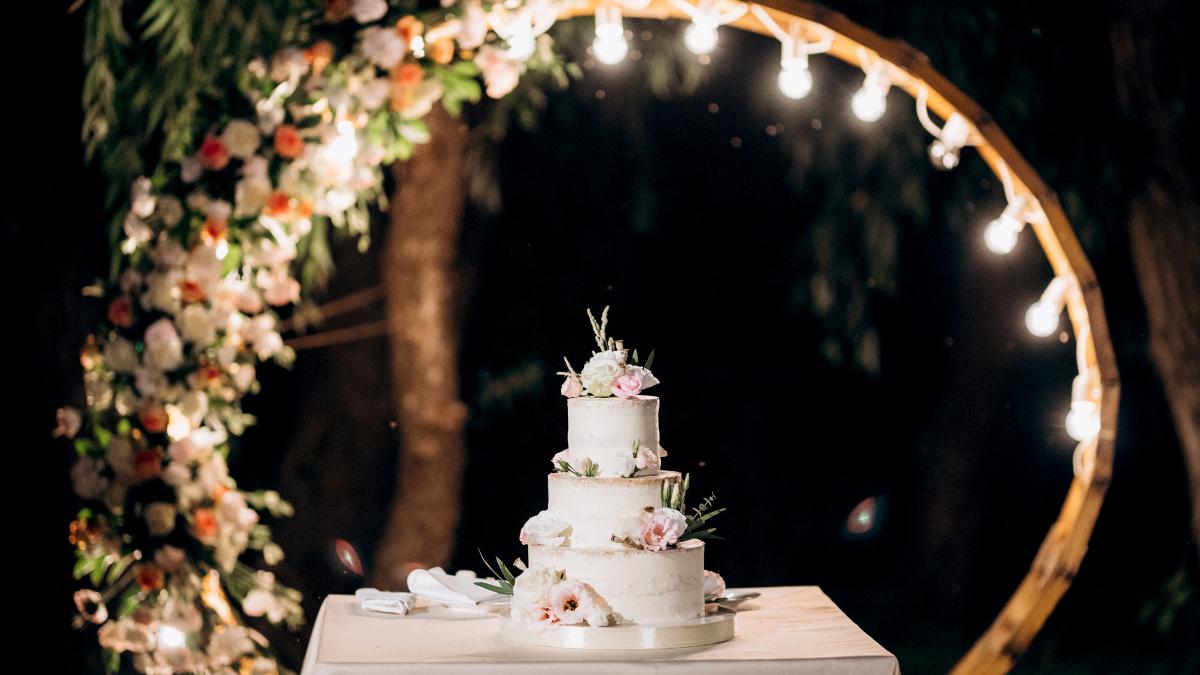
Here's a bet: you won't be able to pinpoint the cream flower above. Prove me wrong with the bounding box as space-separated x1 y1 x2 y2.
179 304 216 344
104 337 140 375
579 350 625 397
519 510 571 547
144 319 184 371
221 119 262 160
511 564 564 611
703 570 726 598
474 45 521 99
130 177 157 218
70 456 109 500
359 26 406 70
560 377 582 398
351 0 388 23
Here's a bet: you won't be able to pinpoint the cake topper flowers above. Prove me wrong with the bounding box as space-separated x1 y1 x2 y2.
559 307 659 398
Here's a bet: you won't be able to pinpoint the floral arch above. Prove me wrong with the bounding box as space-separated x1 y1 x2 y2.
65 1 1118 673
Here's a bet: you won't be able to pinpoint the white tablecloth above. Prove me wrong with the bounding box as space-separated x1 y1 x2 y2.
301 586 899 674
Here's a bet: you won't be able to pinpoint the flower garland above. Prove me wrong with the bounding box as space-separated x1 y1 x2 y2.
558 306 660 399
63 1 571 671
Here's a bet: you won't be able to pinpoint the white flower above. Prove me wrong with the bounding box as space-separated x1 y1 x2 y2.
177 304 215 345
142 269 182 314
54 406 82 439
626 365 660 390
130 177 157 218
145 502 177 536
70 456 109 500
351 0 388 23
103 337 140 374
123 212 153 247
134 366 167 398
235 172 273 217
243 589 286 623
602 453 637 478
519 510 571 547
221 119 262 160
162 461 190 487
511 564 563 611
144 319 184 371
703 570 726 598
356 77 392 110
579 350 626 397
270 48 308 83
458 0 488 49
475 45 521 99
207 625 256 667
359 26 406 70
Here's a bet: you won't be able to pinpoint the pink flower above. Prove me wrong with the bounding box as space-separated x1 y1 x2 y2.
703 570 726 598
547 580 590 625
611 373 643 398
560 377 582 398
54 406 82 439
639 508 687 551
524 604 559 631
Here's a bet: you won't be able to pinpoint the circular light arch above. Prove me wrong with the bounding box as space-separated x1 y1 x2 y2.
554 1 1122 671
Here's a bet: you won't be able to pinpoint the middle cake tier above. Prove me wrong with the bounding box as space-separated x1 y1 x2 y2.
548 471 683 548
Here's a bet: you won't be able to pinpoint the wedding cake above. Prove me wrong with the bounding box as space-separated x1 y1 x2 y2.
486 308 733 648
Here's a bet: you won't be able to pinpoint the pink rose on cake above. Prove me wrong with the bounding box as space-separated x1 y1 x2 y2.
611 372 643 398
640 507 688 551
519 510 572 547
548 580 616 627
560 376 582 398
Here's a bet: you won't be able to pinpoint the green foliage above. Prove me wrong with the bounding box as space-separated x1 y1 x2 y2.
475 551 518 595
661 473 726 542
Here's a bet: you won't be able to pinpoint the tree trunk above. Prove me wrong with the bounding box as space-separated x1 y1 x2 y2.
1111 4 1200 556
372 107 470 589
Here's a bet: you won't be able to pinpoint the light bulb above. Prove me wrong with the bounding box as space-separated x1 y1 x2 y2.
928 141 960 170
158 625 187 650
593 14 627 65
778 59 813 99
852 71 889 122
685 21 719 54
1025 301 1060 337
1065 401 1101 441
984 212 1021 254
928 113 970 170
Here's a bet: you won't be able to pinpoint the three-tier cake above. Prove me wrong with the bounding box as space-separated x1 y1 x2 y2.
494 308 734 649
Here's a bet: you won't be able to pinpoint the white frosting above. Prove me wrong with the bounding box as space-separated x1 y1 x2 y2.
527 540 705 623
548 472 681 549
565 396 661 477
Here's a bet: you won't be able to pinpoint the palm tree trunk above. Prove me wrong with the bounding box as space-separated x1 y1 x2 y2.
372 106 470 589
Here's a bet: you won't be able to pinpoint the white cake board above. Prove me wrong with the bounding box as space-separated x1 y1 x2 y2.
499 608 736 650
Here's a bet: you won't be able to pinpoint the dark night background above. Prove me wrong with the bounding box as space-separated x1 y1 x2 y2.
13 0 1197 673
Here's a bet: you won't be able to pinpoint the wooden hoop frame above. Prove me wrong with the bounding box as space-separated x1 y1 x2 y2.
555 1 1121 671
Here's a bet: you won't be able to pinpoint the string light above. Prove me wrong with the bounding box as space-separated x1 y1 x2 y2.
852 56 891 122
487 1 560 60
1066 370 1102 442
1025 275 1075 337
670 0 748 55
983 163 1039 254
593 5 629 65
916 87 974 170
749 6 832 100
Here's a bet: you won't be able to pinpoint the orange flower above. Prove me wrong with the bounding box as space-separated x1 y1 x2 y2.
264 191 292 218
193 508 219 543
107 296 134 328
396 16 424 43
139 405 168 434
135 564 165 592
274 125 305 159
393 62 423 88
305 40 334 75
180 279 206 304
198 136 230 170
296 199 314 219
429 39 455 65
203 215 228 243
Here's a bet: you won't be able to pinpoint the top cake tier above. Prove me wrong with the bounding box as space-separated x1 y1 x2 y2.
562 396 662 477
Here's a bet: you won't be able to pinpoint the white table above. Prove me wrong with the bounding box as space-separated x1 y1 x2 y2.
301 586 899 674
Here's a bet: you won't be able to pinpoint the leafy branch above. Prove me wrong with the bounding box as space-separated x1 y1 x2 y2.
661 473 726 542
554 458 599 477
474 551 517 595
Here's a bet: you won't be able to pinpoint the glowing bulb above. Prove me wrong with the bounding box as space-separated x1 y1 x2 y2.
593 7 628 65
1025 302 1060 337
685 21 719 54
1065 401 1101 441
215 239 229 261
984 196 1028 254
852 65 890 122
778 58 813 99
928 113 971 170
158 625 187 650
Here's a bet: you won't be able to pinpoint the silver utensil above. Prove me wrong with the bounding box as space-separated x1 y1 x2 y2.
716 590 761 607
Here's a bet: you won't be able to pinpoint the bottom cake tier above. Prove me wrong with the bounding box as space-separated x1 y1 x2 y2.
527 539 705 624
499 606 736 649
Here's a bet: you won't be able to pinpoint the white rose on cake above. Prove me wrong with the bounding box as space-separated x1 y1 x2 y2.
511 564 565 611
579 350 625 397
519 510 572 547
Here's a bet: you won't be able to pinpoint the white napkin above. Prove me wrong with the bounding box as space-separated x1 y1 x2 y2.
406 567 504 608
356 588 416 615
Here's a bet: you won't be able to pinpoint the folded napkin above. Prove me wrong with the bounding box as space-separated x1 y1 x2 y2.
356 588 417 615
406 567 504 608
